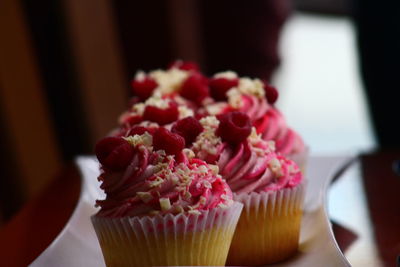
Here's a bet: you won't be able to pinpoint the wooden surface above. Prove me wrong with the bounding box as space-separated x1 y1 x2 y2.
361 151 400 266
0 0 61 199
0 164 81 267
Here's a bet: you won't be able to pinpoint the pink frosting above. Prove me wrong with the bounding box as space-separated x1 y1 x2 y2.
217 138 303 194
96 136 233 218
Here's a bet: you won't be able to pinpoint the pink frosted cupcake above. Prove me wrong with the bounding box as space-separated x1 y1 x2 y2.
203 71 307 170
91 128 243 266
182 112 305 265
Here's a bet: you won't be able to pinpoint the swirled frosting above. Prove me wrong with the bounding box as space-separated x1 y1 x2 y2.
95 133 233 218
189 115 303 194
218 131 302 194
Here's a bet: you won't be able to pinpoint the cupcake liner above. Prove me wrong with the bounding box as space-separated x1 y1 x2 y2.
227 183 306 265
92 202 243 266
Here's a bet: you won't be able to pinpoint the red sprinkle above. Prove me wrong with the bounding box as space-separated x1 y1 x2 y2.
171 116 203 146
131 76 158 101
209 77 239 101
153 127 185 155
142 101 179 125
217 112 252 145
180 73 209 105
95 137 134 171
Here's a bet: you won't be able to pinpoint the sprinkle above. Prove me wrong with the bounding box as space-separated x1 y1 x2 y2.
149 210 160 216
182 148 195 158
199 116 220 129
131 103 145 115
214 71 238 79
159 198 171 211
199 196 207 205
134 70 146 81
178 105 194 119
175 205 184 213
205 102 228 115
124 132 153 147
238 78 265 98
203 180 212 189
209 165 219 175
227 88 243 108
269 158 284 177
149 177 164 188
198 165 208 174
184 191 192 199
144 95 170 109
188 210 201 215
136 192 153 203
149 68 189 94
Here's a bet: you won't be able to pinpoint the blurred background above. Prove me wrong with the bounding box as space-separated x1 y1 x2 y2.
1 0 398 226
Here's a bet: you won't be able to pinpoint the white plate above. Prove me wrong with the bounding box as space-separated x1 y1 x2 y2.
30 156 352 267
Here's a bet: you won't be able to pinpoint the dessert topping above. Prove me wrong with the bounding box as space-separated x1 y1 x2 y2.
217 112 252 145
95 136 135 171
209 72 239 101
131 71 158 100
153 127 185 155
180 72 209 105
171 116 204 146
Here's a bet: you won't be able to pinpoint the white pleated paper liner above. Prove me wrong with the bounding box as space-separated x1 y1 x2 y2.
227 183 306 265
91 201 243 267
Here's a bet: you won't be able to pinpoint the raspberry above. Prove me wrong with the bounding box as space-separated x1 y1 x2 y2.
264 82 279 104
152 127 185 155
168 60 199 71
209 77 239 101
142 101 179 125
171 116 203 146
95 137 134 171
131 76 158 101
126 126 148 136
217 112 252 144
180 73 209 105
122 114 142 127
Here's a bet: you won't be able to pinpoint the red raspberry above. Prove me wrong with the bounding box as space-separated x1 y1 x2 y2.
142 101 179 125
171 116 203 146
209 77 239 101
217 112 252 145
264 82 279 104
126 126 148 136
152 127 185 155
168 60 199 71
122 114 142 127
95 137 134 171
131 76 158 101
180 73 209 105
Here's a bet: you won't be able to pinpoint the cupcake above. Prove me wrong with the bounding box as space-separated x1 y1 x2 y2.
203 71 307 170
91 128 243 266
185 112 305 265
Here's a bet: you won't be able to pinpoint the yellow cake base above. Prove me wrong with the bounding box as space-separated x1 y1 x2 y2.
99 226 235 266
227 186 304 265
92 203 243 267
